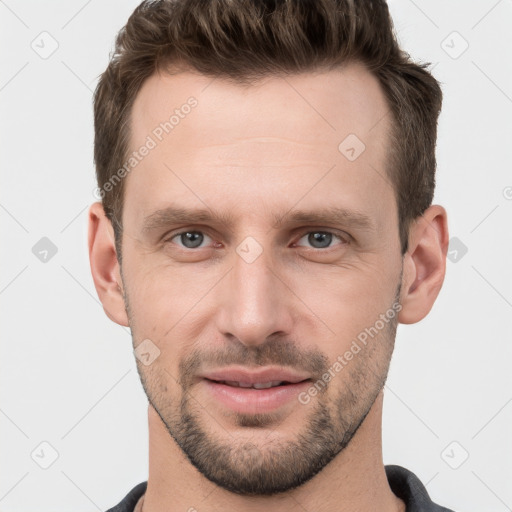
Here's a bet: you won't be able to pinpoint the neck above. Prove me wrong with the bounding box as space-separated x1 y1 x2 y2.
142 391 404 512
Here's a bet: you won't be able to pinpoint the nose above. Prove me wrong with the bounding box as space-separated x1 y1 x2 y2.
215 245 295 348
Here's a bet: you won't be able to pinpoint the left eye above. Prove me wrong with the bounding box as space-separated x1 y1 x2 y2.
295 231 347 249
169 231 213 249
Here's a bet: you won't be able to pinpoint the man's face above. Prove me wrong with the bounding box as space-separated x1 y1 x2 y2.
119 63 403 495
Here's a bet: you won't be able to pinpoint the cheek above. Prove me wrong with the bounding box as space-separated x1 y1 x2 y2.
124 256 202 320
124 259 217 367
292 263 398 348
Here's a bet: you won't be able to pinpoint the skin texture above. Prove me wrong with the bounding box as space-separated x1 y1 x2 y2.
88 62 449 512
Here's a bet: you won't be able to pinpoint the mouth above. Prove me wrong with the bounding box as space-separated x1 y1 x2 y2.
199 368 312 414
204 378 308 389
200 366 311 386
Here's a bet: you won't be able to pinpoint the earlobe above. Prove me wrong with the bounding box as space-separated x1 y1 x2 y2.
88 202 130 327
398 205 449 325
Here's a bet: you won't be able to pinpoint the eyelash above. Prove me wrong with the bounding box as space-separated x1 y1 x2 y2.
163 229 349 250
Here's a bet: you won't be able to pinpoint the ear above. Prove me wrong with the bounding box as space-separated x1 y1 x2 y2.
398 205 449 324
88 202 129 327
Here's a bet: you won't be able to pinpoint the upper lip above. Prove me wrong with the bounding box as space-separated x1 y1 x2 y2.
200 366 311 385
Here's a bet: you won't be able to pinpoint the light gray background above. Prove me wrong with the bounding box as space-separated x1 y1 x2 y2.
1 1 511 511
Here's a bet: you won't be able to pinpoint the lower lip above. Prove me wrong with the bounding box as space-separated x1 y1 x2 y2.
202 379 311 414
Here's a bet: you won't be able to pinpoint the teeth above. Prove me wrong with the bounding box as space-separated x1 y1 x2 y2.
253 381 283 389
224 380 242 387
221 380 284 389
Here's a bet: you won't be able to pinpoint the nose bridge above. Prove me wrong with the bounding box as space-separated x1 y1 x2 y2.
217 240 293 346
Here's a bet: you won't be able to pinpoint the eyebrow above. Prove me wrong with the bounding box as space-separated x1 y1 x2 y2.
272 207 375 232
141 205 375 234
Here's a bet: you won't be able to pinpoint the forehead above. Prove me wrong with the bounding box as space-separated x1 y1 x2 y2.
130 62 390 146
125 63 395 229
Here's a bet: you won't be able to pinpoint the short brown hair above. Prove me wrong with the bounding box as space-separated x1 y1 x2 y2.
94 0 442 261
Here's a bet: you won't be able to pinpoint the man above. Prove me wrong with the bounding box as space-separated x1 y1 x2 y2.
88 0 453 510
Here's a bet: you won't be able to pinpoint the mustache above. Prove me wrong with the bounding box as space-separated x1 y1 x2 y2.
178 337 329 388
